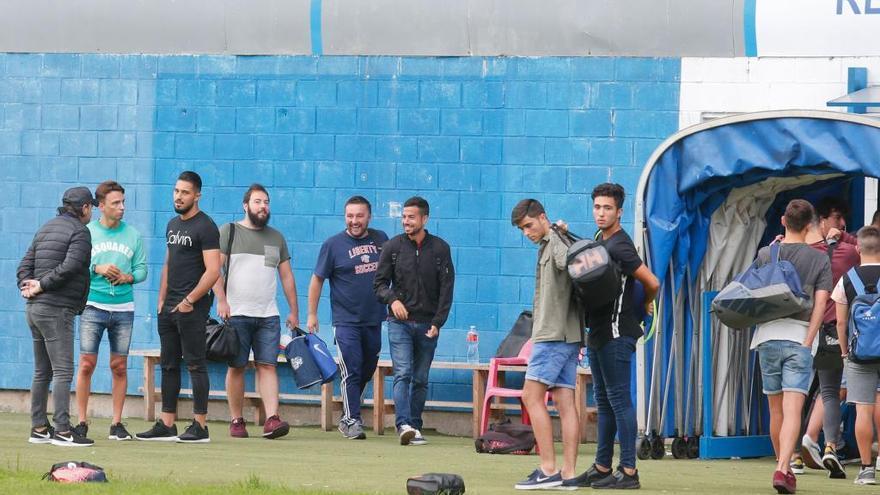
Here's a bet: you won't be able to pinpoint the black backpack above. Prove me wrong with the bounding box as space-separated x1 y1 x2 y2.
406 473 465 495
495 310 532 358
474 421 536 454
553 226 622 312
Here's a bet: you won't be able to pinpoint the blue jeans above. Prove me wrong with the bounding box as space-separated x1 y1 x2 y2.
587 336 637 470
387 319 437 430
79 306 134 356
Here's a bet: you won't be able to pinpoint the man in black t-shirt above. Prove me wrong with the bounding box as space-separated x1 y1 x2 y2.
136 171 220 443
582 183 659 490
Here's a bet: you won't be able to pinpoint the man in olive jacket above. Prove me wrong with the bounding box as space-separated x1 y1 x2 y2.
17 186 96 447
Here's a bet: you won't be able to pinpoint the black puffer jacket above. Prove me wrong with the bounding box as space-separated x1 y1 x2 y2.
17 212 92 313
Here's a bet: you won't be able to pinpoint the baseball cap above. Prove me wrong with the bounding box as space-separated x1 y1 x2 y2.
62 186 99 207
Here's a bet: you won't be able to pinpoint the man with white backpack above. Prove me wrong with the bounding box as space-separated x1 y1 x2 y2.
833 225 880 485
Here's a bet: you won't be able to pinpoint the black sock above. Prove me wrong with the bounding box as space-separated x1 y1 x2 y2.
862 464 873 469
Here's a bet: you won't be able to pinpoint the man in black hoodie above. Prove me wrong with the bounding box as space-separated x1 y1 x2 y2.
374 196 454 446
18 186 96 447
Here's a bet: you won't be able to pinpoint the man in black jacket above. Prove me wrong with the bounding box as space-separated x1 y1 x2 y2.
374 196 454 446
18 186 96 447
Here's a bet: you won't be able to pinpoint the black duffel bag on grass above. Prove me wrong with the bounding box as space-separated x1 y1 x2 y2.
406 473 465 495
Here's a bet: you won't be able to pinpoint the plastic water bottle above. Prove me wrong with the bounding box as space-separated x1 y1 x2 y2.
466 325 479 364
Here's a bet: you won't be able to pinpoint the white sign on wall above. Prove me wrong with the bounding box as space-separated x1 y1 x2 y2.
753 0 880 56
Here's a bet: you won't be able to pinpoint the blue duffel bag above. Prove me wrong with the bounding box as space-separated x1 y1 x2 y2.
285 328 324 389
712 242 810 329
305 331 339 383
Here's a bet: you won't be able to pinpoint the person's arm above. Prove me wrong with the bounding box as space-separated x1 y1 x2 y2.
633 264 660 316
373 241 396 305
307 274 325 332
278 259 299 330
212 252 230 319
429 244 455 335
173 249 220 313
804 289 829 348
128 235 148 285
835 301 849 358
36 227 91 293
16 241 36 288
157 249 169 313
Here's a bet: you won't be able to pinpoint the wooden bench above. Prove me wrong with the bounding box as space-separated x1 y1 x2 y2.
130 349 335 429
132 350 593 442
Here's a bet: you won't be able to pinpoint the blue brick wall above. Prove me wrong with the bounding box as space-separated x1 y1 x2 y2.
0 53 680 404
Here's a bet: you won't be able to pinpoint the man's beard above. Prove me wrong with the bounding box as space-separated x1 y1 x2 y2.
174 203 192 215
248 209 270 228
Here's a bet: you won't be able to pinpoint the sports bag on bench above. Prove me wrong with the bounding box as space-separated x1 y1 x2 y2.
712 242 810 329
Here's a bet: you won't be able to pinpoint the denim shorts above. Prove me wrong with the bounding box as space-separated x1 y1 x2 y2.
757 340 813 395
228 315 281 368
525 341 581 390
79 306 134 356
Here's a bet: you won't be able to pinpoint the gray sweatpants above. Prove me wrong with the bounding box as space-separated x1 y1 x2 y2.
26 302 75 431
817 367 843 445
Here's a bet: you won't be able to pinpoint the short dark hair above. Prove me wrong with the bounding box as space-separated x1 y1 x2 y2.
403 196 429 216
177 170 202 192
95 180 125 203
873 209 880 227
243 183 268 204
591 183 625 209
816 196 849 218
784 199 815 233
510 198 545 226
858 225 880 256
345 195 372 214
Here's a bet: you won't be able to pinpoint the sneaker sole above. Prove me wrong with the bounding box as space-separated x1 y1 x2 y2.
262 424 290 440
514 481 563 490
136 436 179 442
410 440 428 446
108 435 132 441
823 457 846 479
855 479 876 485
772 482 795 494
399 430 416 445
592 482 640 490
28 437 52 444
176 438 211 443
802 436 823 470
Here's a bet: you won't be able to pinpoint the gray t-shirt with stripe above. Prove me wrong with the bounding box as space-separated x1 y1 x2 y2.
220 222 291 318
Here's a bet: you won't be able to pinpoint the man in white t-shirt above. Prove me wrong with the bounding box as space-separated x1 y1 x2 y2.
213 184 300 440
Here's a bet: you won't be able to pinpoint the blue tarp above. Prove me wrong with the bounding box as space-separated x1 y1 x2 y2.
645 116 880 287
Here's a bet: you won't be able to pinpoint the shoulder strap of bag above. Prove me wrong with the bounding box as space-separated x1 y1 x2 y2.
826 240 837 258
848 266 866 297
770 241 781 264
224 223 236 294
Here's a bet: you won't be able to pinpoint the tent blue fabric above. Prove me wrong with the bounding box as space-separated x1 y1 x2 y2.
644 116 880 287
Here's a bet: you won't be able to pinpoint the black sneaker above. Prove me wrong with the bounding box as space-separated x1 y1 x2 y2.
591 466 640 490
28 425 54 444
72 421 89 438
559 464 613 489
822 445 846 479
176 421 210 443
514 468 563 490
51 429 94 447
135 420 178 441
109 422 133 441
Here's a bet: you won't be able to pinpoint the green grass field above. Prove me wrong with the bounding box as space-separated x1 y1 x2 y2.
0 413 864 494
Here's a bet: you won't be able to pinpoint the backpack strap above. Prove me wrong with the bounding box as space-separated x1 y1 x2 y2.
770 241 781 264
848 267 866 297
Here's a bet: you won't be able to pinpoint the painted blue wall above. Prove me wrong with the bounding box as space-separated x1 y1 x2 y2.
0 53 679 404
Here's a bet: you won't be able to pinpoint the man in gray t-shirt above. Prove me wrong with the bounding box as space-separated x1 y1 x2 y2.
213 184 299 440
748 200 832 493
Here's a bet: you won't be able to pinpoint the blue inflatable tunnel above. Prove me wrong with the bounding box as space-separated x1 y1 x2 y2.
632 110 880 459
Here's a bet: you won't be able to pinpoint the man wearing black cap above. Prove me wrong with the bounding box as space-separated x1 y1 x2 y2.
17 186 96 447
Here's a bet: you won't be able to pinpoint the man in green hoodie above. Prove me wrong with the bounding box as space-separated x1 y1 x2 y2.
74 180 147 442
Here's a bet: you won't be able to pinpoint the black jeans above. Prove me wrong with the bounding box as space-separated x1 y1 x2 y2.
158 301 210 415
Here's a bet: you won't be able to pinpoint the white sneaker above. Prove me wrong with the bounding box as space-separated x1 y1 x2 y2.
398 424 416 445
801 434 823 470
411 429 427 446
